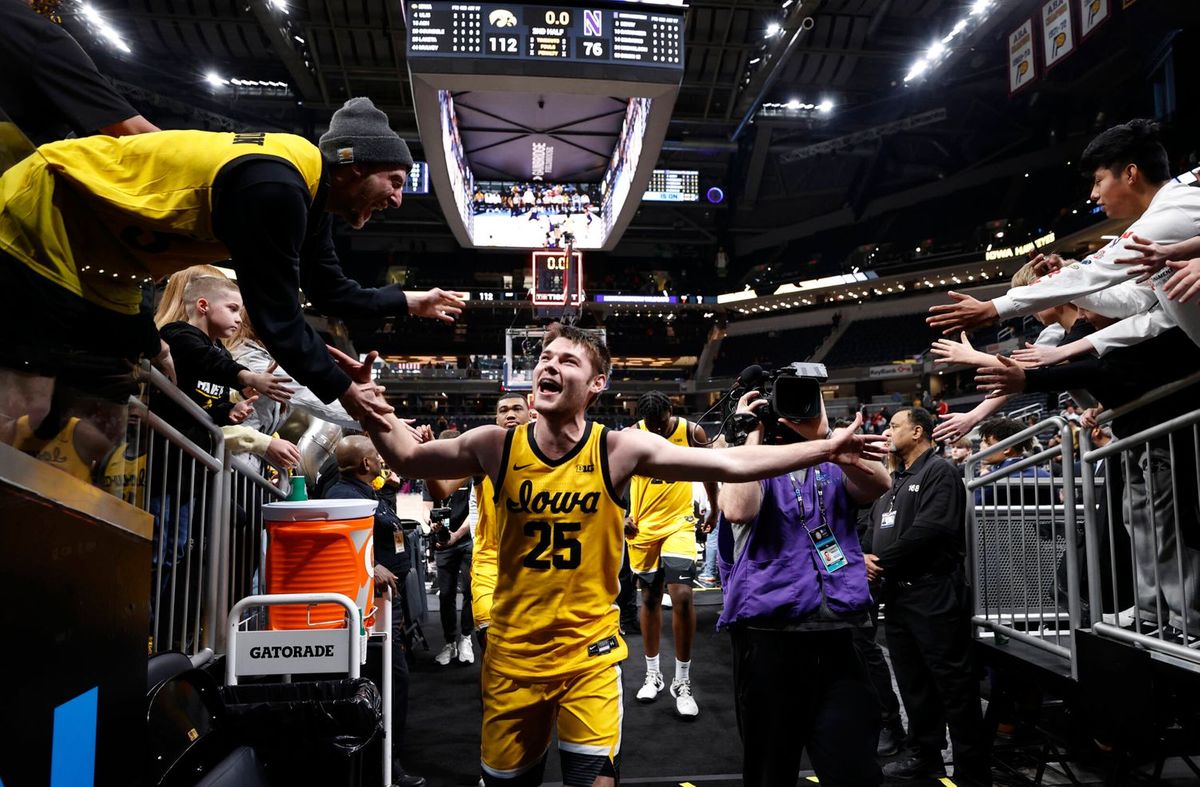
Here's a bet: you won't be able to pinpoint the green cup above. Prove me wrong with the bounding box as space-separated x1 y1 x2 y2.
285 474 308 501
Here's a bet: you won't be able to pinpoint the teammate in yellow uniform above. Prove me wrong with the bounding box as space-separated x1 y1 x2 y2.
0 96 463 453
626 391 719 718
470 393 531 651
11 413 109 483
342 324 888 787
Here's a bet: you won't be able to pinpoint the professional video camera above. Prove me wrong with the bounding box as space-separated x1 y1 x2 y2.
723 362 828 446
429 505 453 545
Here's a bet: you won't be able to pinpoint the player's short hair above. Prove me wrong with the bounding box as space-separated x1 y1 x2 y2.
1080 118 1170 184
635 391 672 422
542 323 611 379
897 407 936 442
496 393 526 412
979 417 1032 453
182 275 241 317
1011 260 1040 288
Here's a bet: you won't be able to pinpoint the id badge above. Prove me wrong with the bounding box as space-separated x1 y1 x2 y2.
808 524 847 573
880 510 897 529
393 528 406 553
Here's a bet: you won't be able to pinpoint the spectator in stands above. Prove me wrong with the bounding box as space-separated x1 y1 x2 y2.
717 395 890 786
928 119 1200 352
975 308 1200 642
324 434 426 787
865 407 991 786
975 417 1052 506
0 97 466 457
425 429 476 666
930 259 1094 443
156 276 294 449
0 0 158 147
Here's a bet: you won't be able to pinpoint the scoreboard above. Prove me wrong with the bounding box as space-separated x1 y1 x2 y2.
643 169 698 202
407 2 684 71
531 250 584 306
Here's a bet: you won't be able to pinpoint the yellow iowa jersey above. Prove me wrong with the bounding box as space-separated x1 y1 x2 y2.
470 474 499 626
13 415 93 483
489 421 628 681
628 417 695 538
0 130 323 313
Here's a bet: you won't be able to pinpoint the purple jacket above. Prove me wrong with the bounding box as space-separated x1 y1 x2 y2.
716 463 872 629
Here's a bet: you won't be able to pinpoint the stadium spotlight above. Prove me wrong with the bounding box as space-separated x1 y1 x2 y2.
765 21 781 37
205 71 228 88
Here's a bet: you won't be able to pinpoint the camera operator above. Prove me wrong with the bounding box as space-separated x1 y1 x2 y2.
323 435 425 787
424 429 475 666
717 377 891 787
865 408 989 786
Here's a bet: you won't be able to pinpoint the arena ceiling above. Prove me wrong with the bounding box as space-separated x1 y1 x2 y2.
68 0 1200 266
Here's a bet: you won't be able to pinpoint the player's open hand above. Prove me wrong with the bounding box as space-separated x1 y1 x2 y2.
826 412 888 469
406 288 467 323
340 381 394 432
1010 342 1065 369
976 354 1026 398
927 291 999 335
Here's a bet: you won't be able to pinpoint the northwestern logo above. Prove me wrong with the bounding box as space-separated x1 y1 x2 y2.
505 479 600 515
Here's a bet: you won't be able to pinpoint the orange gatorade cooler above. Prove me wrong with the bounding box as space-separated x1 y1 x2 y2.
262 499 378 630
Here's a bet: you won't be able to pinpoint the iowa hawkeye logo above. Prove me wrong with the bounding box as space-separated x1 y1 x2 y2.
505 479 600 515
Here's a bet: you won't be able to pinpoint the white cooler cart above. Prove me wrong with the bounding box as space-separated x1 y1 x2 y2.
227 494 395 786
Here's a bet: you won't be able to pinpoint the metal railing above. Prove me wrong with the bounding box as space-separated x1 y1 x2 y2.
966 372 1200 678
966 416 1082 676
1081 371 1200 669
126 367 289 657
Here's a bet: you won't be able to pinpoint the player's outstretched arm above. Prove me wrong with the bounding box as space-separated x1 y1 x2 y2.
366 415 498 481
610 412 887 486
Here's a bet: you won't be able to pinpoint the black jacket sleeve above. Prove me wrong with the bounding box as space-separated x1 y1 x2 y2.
211 162 353 403
301 216 409 317
159 322 246 387
1023 358 1106 394
874 463 965 575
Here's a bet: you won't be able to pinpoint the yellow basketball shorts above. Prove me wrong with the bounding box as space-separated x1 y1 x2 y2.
480 661 622 786
627 521 697 585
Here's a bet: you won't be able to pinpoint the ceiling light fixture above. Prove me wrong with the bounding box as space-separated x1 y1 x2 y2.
80 3 132 53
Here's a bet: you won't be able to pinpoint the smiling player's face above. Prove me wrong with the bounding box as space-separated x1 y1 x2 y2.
532 338 602 416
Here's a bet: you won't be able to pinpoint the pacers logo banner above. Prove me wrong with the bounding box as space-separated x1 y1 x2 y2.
1078 0 1108 39
1008 18 1037 95
1041 0 1074 69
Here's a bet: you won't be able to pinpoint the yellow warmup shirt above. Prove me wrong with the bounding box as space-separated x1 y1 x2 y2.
13 415 93 483
470 474 499 627
488 421 628 681
628 417 695 538
0 130 323 313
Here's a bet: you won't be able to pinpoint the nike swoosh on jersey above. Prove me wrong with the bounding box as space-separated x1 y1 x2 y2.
513 462 534 471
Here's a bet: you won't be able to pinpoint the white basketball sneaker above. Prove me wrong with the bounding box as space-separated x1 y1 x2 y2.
434 641 457 666
457 635 475 664
670 678 699 718
636 670 664 702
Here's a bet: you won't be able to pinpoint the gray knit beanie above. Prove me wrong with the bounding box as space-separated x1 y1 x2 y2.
318 97 413 170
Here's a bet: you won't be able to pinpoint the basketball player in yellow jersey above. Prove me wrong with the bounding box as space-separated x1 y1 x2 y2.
626 391 719 717
472 394 531 652
346 324 888 787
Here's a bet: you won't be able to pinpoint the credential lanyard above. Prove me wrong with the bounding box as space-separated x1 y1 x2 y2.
786 469 847 573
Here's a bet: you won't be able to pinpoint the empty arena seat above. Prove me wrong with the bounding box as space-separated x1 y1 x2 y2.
822 314 934 368
713 324 832 376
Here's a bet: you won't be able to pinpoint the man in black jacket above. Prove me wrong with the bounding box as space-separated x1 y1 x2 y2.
866 407 989 786
324 434 425 787
0 97 463 451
